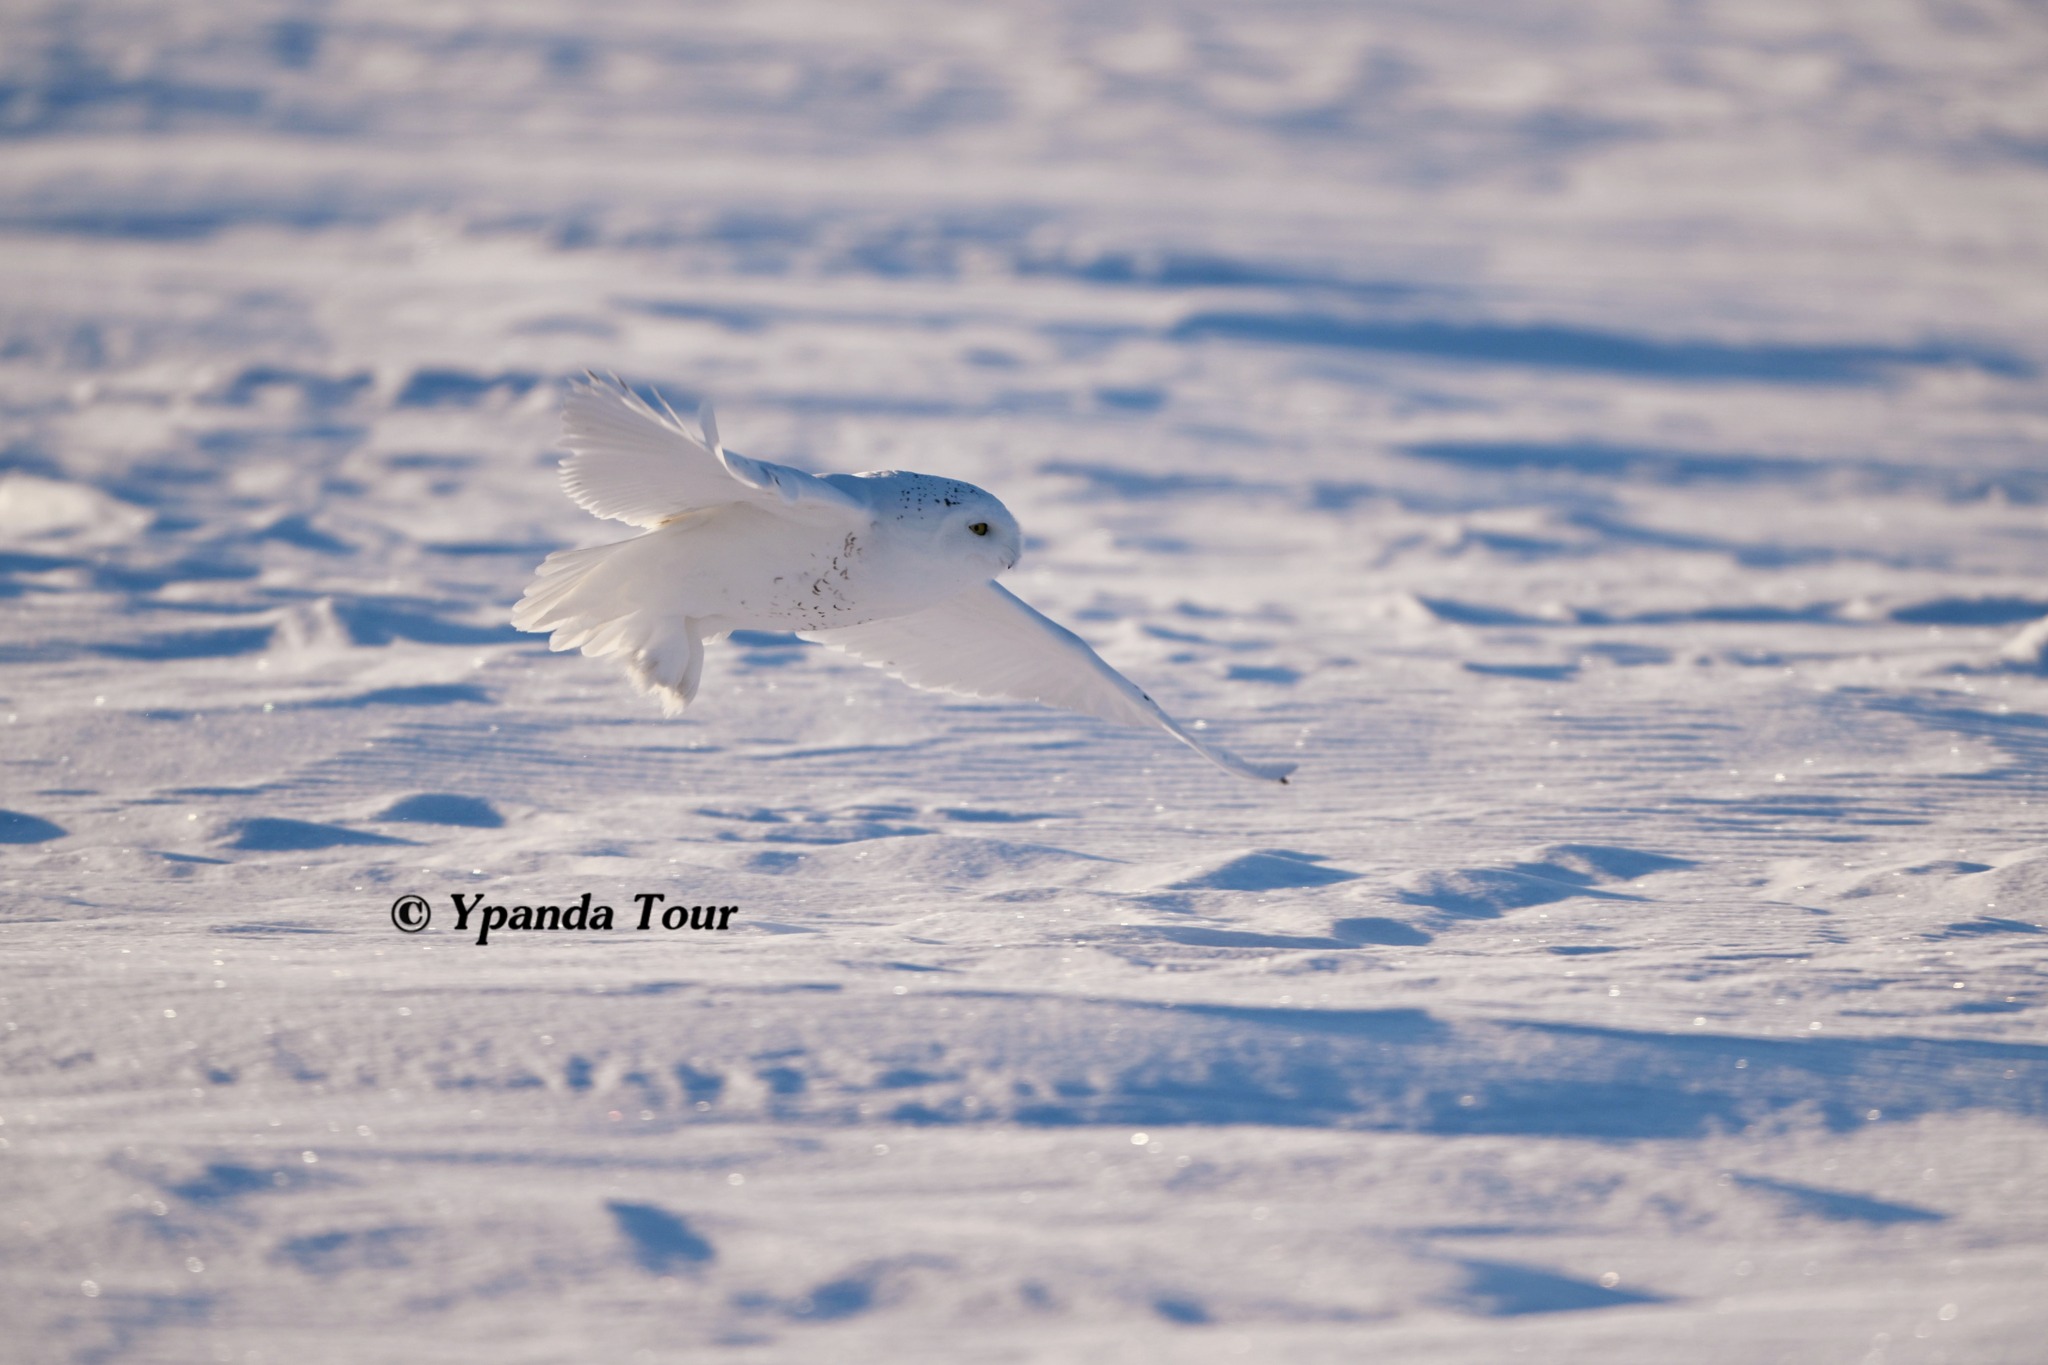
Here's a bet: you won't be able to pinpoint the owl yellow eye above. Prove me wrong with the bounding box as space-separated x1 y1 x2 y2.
969 522 989 536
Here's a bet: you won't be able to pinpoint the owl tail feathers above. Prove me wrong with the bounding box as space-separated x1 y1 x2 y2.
512 541 706 714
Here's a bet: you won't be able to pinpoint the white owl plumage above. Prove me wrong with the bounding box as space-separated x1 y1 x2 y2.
513 378 1293 783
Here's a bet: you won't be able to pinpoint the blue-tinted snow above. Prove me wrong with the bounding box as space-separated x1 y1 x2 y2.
3 1 2046 1359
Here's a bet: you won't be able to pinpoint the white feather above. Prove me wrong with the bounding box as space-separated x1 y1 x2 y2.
697 400 721 457
801 581 1294 784
510 527 710 715
557 378 864 528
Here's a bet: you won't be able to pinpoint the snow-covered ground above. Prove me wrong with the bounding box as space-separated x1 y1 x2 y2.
4 2 2047 1359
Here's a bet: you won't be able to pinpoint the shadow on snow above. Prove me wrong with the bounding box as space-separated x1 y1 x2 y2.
1169 312 2031 385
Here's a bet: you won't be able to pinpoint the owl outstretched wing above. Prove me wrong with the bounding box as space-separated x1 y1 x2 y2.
801 580 1295 783
558 376 866 527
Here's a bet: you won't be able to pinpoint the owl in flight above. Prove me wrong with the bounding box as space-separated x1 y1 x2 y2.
512 378 1293 783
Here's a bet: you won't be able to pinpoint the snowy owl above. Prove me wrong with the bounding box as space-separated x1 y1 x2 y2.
512 378 1293 783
